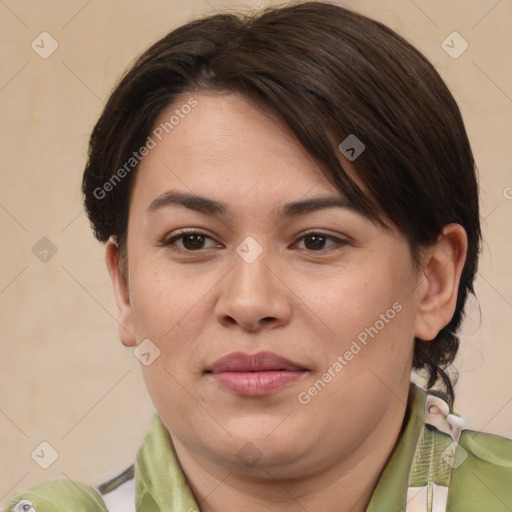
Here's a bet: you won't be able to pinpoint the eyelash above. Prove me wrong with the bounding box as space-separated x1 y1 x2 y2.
161 229 348 253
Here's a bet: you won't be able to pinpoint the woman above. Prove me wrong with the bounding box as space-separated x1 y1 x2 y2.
6 2 511 511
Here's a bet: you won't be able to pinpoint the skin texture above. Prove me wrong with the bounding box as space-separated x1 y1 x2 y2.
105 92 467 511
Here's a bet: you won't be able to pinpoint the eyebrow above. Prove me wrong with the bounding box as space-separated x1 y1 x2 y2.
146 190 359 219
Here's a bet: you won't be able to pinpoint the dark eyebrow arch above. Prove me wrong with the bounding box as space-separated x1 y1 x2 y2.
146 190 360 218
146 191 228 216
279 196 359 218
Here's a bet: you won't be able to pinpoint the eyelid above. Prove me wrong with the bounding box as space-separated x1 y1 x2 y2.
297 228 347 239
160 228 221 249
163 227 210 240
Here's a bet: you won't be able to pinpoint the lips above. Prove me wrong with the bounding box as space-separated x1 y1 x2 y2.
207 351 308 397
209 351 306 373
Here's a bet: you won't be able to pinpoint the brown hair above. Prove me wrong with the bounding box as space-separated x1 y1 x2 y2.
82 1 481 407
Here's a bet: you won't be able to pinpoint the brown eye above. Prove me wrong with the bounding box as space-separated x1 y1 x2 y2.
303 234 328 251
296 233 346 252
163 232 220 251
181 234 207 250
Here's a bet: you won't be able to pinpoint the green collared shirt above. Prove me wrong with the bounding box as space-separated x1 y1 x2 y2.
5 385 512 511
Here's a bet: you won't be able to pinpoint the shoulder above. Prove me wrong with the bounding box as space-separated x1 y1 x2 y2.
421 391 512 510
448 428 512 510
3 479 109 512
3 466 136 512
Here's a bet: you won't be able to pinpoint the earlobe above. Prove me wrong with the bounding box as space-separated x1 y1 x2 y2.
105 236 137 347
414 224 468 341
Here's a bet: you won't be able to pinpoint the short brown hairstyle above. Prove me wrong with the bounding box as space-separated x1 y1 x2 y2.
82 1 481 407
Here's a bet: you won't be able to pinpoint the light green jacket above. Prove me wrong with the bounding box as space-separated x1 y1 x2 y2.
5 385 512 511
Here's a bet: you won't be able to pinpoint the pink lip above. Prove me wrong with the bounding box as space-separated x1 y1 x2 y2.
207 351 308 397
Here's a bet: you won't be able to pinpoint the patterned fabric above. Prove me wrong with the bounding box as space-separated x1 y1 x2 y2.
4 385 512 511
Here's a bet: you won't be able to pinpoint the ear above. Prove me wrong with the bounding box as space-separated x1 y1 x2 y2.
414 224 468 341
105 236 136 347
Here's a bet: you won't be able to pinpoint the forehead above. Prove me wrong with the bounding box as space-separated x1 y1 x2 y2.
131 92 345 211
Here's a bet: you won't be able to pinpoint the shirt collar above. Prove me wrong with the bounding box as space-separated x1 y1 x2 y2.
366 384 427 511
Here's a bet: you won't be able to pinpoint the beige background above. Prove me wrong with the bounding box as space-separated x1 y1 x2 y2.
0 0 511 506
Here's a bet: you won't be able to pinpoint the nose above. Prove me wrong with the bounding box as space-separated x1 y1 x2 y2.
214 246 293 332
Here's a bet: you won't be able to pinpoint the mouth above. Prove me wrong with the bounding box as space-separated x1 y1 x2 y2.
206 351 309 397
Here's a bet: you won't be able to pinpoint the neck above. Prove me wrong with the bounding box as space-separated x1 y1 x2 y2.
171 390 409 512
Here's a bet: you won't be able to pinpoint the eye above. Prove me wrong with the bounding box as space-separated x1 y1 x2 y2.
294 232 347 252
162 231 221 251
161 230 347 253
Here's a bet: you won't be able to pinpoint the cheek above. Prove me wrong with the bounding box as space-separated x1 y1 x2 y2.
305 268 400 338
129 263 210 340
130 272 208 414
309 258 417 372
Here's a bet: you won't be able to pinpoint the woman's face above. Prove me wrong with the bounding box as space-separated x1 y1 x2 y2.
116 92 427 478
